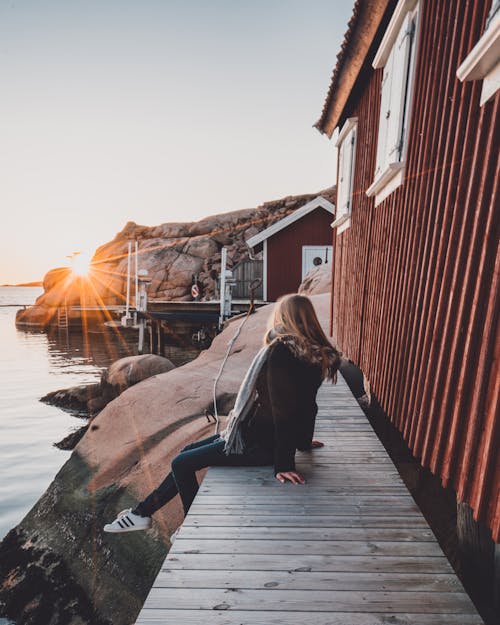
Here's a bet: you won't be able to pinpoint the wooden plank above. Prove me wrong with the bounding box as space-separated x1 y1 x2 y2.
162 553 454 573
175 525 436 542
170 538 444 557
136 610 484 625
153 568 462 591
187 504 422 516
191 490 414 502
188 501 420 511
182 515 430 528
197 486 410 494
205 466 399 477
143 587 478 613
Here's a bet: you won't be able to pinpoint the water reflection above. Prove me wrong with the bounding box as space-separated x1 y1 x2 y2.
18 321 201 372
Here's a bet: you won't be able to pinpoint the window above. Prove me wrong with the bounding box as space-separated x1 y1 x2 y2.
366 0 419 206
332 117 357 234
457 0 500 106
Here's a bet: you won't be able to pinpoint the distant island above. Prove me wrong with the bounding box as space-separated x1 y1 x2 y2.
1 281 42 287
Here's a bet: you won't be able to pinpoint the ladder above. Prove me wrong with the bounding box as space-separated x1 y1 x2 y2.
57 306 69 329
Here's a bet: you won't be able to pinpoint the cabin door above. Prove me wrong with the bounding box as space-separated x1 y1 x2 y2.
302 246 333 279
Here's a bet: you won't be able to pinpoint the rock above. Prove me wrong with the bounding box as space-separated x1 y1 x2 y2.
41 356 175 421
102 354 175 394
42 266 72 295
182 236 219 259
298 264 332 296
0 525 110 625
87 396 108 416
150 222 191 239
167 285 191 299
167 254 204 288
244 225 259 240
15 304 56 328
41 383 102 414
54 425 89 450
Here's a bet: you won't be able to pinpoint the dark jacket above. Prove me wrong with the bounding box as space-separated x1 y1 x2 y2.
242 336 340 475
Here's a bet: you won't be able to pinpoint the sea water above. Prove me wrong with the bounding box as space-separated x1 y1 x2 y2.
0 287 139 541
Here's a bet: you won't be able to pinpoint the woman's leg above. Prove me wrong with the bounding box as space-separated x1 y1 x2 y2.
180 433 221 452
171 438 273 515
133 433 221 517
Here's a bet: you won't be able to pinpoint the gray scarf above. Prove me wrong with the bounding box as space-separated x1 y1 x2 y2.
220 332 340 455
220 344 270 455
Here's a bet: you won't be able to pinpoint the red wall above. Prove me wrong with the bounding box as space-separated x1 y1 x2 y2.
266 208 333 301
329 0 499 540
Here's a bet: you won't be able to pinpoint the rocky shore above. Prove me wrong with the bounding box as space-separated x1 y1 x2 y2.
0 270 331 624
41 354 176 449
15 188 334 328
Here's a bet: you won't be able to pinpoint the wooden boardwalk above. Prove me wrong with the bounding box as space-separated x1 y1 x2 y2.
135 375 484 624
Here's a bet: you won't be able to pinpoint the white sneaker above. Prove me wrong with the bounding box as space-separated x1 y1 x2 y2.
104 508 152 533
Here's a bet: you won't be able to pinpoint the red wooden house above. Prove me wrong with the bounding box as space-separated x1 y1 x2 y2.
246 196 334 301
316 0 499 549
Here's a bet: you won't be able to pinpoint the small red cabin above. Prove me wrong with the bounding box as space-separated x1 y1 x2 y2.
246 196 334 301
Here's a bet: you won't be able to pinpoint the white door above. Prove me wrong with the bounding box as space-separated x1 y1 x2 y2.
302 246 333 279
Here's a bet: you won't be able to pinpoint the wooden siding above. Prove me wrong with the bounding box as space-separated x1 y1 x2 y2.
135 378 484 624
231 259 264 300
330 0 500 540
267 207 333 301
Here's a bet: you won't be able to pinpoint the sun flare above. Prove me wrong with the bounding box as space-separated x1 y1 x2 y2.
71 251 93 277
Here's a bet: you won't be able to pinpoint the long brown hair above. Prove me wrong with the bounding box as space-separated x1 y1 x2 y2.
264 294 340 379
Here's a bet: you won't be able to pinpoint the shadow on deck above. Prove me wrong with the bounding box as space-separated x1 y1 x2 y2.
135 375 484 624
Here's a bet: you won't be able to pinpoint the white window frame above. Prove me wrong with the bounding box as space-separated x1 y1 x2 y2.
331 117 357 234
366 0 420 206
457 1 500 106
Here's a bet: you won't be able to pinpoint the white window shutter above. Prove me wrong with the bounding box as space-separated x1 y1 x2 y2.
375 52 393 177
346 128 356 211
337 139 348 219
337 126 356 220
387 13 413 161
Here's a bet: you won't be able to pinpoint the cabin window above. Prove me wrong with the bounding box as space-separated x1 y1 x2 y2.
366 0 420 206
331 117 357 234
457 0 500 106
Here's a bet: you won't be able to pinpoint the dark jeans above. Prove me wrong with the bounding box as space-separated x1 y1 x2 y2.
134 434 273 517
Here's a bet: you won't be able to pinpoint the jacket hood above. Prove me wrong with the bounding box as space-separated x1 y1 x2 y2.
271 333 341 382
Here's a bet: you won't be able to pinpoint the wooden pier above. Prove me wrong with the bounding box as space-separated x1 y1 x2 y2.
135 375 484 624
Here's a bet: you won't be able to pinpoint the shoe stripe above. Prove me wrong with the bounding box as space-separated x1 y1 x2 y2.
122 518 130 528
126 516 135 526
117 520 124 529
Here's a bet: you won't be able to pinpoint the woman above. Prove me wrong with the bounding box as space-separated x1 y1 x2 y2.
104 294 340 533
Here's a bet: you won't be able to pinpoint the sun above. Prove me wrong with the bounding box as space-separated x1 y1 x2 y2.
71 251 93 277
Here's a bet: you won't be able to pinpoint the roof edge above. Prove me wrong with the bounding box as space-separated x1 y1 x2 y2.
315 0 394 137
246 196 335 249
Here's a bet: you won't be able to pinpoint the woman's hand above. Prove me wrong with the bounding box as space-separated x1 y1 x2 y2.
311 440 324 448
276 471 306 485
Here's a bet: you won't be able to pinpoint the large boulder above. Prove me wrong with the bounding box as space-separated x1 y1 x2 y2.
299 263 332 296
41 354 176 420
166 253 204 289
102 354 175 395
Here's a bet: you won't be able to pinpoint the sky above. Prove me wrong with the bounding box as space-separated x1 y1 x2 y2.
0 0 353 284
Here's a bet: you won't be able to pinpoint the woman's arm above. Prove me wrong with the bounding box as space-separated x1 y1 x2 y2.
266 343 301 476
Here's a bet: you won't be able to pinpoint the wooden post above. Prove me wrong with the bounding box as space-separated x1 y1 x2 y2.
150 320 158 354
158 322 164 357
